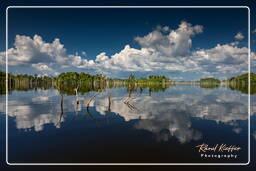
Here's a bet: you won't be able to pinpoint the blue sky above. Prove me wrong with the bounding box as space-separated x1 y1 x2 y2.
5 8 249 57
0 7 255 81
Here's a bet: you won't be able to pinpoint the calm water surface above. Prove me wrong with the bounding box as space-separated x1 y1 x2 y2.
0 85 254 163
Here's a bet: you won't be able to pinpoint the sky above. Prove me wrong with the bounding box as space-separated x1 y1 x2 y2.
0 7 255 81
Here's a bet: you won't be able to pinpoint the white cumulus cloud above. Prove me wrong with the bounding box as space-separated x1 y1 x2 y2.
135 21 203 57
234 32 244 40
0 21 253 80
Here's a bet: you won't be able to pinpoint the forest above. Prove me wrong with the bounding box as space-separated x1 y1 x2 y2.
1 71 255 94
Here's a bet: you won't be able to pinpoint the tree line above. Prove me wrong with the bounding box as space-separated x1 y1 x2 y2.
1 71 255 86
0 71 172 86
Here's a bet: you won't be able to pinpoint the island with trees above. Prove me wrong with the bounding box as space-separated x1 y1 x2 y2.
1 71 255 94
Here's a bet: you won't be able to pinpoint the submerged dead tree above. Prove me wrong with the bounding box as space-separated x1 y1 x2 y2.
124 88 138 111
74 85 80 115
54 81 65 127
56 94 64 127
124 97 137 111
74 85 79 105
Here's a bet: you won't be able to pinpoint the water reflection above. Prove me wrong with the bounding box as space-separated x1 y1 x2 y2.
199 84 220 89
1 85 251 144
55 94 64 128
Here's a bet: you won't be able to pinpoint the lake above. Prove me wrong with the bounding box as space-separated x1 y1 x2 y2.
0 85 254 164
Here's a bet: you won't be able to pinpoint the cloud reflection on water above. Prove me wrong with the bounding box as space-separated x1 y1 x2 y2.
0 86 252 143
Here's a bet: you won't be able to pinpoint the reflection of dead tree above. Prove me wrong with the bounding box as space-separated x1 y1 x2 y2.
124 99 138 111
124 96 135 104
124 86 139 111
128 86 132 97
105 93 112 124
74 85 80 115
139 87 143 96
74 85 79 104
55 82 62 94
108 93 111 112
83 91 101 126
55 94 64 127
124 96 138 111
85 105 100 127
86 92 99 107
